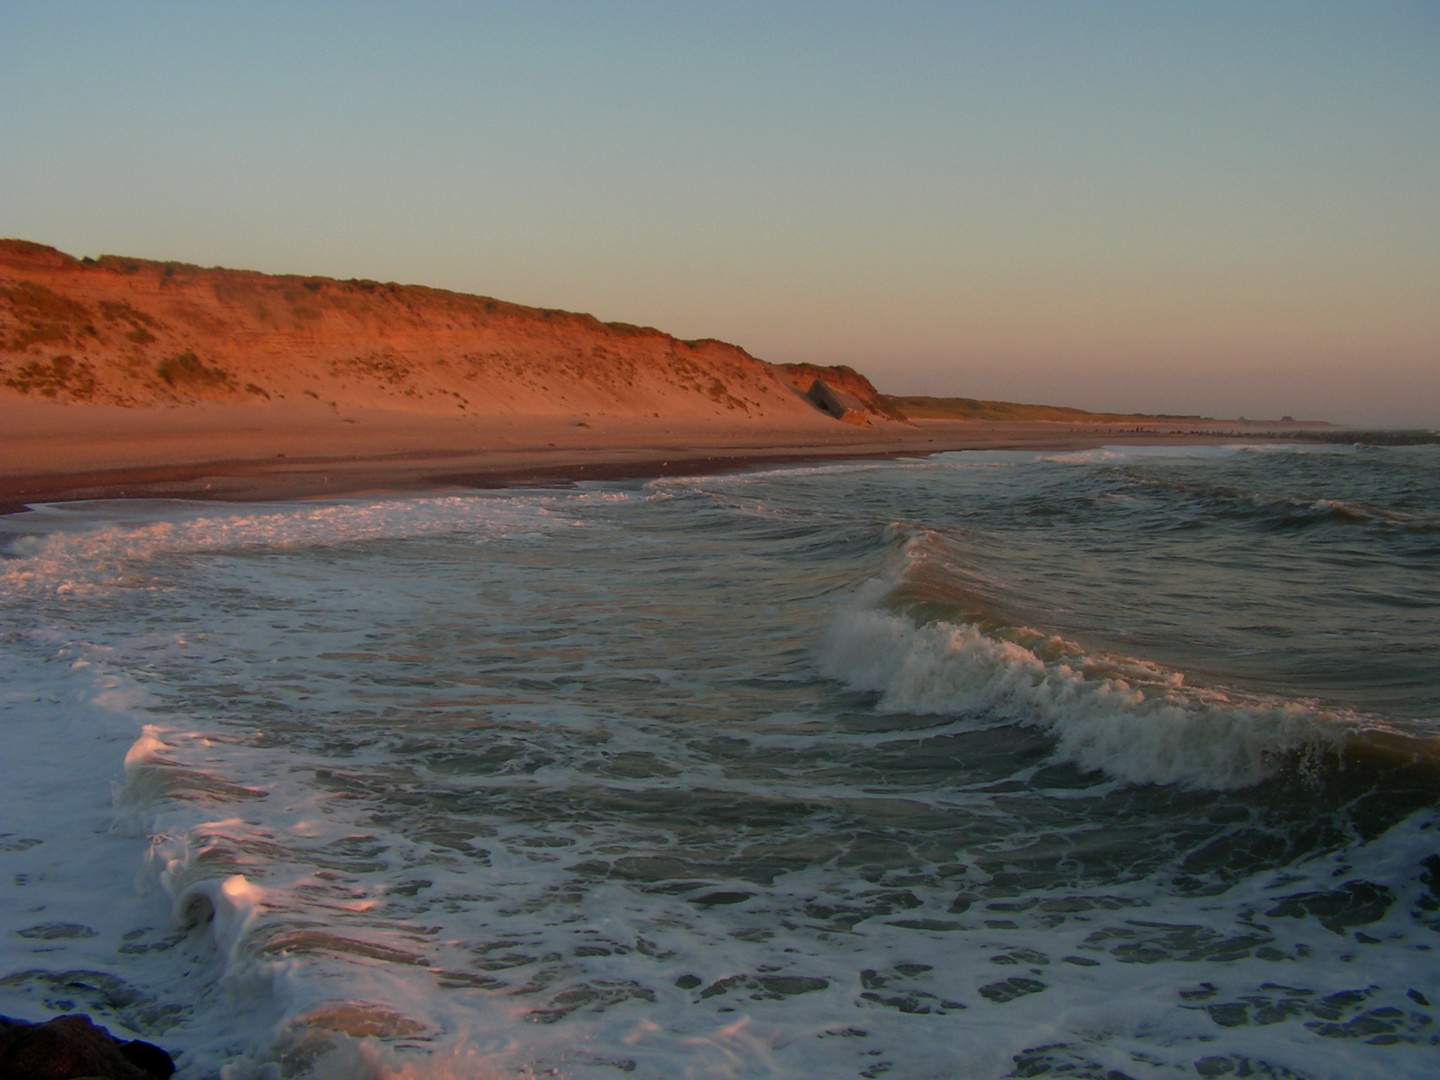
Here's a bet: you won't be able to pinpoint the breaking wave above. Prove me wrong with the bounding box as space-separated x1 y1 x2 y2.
816 531 1432 791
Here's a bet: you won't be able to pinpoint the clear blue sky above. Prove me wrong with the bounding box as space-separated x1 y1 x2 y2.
3 1 1437 425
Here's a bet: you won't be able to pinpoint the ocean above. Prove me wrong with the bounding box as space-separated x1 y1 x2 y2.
1 442 1436 1079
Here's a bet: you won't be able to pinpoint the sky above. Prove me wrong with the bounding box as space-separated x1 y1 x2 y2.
2 1 1437 426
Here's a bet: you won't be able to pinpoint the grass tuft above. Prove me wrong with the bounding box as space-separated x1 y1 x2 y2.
4 354 96 399
157 350 232 389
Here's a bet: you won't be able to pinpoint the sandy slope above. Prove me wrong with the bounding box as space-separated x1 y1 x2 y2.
0 240 870 425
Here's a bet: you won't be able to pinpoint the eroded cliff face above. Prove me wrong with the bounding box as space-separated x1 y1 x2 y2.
773 362 904 419
0 241 876 424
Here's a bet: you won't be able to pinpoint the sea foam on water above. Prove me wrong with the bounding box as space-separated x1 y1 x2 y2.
817 599 1355 790
1 445 1437 1078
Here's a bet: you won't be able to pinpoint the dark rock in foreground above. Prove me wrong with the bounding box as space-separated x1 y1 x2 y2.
0 1014 174 1080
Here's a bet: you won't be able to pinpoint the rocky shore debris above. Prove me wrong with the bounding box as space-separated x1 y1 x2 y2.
0 1014 175 1080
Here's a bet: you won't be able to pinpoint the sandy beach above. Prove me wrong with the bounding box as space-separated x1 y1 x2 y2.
0 394 1273 516
1 239 1301 515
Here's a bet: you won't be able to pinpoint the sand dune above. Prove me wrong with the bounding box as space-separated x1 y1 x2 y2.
0 239 930 506
0 240 1310 513
0 240 894 424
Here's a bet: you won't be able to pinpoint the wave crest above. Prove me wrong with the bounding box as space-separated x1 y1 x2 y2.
816 600 1356 791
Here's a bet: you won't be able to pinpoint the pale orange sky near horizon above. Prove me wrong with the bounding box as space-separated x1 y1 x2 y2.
2 2 1437 427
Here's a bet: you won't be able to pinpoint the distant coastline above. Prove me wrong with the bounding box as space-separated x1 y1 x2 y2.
3 238 1427 516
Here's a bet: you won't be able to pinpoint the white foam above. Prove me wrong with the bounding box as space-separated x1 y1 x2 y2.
1049 441 1359 466
816 600 1356 790
0 493 580 596
3 476 1434 1080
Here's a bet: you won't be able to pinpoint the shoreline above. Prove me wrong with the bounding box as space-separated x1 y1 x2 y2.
0 403 1335 517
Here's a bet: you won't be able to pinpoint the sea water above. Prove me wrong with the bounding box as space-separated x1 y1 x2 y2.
1 443 1437 1079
